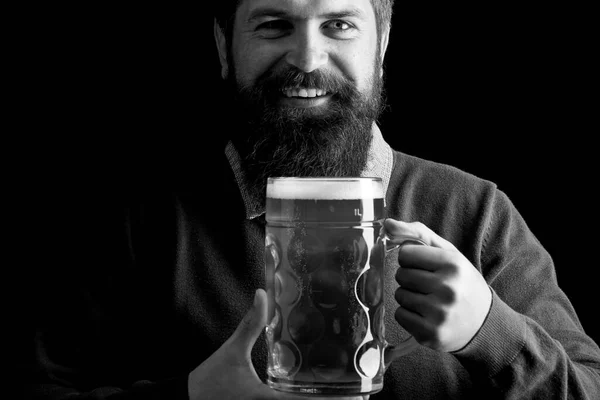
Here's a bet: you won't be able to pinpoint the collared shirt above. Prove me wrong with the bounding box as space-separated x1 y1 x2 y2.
225 122 394 219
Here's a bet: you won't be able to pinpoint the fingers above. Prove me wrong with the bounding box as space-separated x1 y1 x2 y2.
383 219 455 250
394 305 432 342
395 287 427 317
228 289 268 358
395 260 439 286
396 242 457 274
395 287 447 323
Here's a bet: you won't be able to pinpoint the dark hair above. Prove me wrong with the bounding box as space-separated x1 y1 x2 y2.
214 0 394 48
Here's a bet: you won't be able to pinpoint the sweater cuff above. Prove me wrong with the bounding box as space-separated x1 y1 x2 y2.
452 288 526 377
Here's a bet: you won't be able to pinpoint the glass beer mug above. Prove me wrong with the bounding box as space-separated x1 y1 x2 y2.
264 177 420 396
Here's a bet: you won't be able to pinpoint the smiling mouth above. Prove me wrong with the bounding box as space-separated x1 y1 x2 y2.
282 87 329 98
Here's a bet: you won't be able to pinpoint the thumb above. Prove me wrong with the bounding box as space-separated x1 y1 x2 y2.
228 288 268 357
383 219 453 250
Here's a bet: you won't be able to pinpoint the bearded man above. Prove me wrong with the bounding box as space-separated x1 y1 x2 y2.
22 1 600 399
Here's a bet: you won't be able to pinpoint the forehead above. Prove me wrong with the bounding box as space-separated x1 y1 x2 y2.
236 0 375 21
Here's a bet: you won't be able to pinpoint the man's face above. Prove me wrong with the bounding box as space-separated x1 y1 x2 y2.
217 0 389 191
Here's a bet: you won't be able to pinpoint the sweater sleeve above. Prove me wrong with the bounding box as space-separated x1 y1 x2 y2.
452 188 600 399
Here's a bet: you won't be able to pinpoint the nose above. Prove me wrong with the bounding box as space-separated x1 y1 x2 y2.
285 30 328 73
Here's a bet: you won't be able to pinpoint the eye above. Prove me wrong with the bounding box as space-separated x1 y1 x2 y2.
325 20 353 31
323 20 357 39
256 19 292 38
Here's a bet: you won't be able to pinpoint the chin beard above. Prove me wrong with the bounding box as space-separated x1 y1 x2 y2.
228 66 386 196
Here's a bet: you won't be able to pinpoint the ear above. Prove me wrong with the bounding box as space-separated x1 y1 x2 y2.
214 18 229 80
379 24 391 77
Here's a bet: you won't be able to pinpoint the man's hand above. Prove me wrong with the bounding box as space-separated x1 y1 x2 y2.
384 219 492 353
188 288 368 400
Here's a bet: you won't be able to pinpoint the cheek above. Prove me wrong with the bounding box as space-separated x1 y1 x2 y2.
339 42 379 92
233 43 281 87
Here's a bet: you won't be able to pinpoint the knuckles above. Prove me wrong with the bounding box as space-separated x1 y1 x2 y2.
436 283 457 305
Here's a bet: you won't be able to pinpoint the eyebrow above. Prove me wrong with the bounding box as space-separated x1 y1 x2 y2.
247 7 367 23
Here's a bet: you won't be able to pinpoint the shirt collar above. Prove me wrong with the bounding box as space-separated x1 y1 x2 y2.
225 122 393 220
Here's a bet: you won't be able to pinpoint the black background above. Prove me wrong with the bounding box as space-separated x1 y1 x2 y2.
15 4 597 344
380 5 598 344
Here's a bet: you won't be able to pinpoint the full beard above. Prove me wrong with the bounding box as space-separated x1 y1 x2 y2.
227 64 386 197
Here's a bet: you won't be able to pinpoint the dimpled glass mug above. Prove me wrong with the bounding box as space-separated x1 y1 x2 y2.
264 177 420 396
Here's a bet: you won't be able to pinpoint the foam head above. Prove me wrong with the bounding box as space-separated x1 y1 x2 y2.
266 177 383 200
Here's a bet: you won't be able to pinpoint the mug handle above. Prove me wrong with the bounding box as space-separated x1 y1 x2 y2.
382 235 428 367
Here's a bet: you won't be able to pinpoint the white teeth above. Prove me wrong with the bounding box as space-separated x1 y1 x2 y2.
282 87 328 98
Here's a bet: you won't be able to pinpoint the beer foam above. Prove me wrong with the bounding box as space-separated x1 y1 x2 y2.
267 177 383 200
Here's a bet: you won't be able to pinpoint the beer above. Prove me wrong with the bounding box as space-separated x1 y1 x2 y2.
265 178 387 395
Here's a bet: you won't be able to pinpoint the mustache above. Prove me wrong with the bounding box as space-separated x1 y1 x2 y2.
254 67 357 99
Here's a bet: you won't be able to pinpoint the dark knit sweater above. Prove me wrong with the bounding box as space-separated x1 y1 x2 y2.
21 150 600 399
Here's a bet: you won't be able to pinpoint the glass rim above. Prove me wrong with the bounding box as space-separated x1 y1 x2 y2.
266 177 383 200
267 177 382 183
